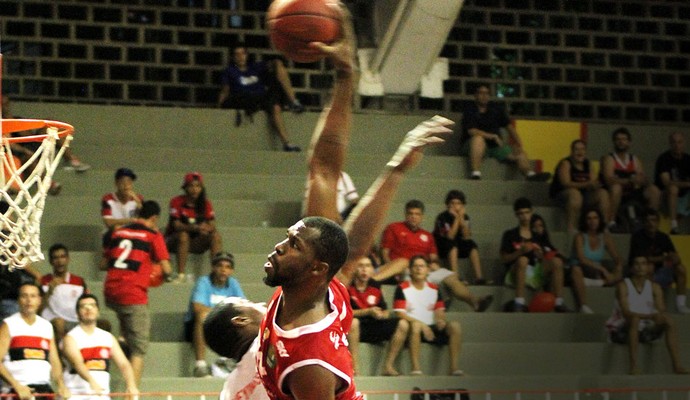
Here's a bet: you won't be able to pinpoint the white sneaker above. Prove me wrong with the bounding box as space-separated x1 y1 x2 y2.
580 305 594 314
677 304 690 314
64 158 91 172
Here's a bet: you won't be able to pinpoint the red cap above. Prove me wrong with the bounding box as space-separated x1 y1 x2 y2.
182 172 203 188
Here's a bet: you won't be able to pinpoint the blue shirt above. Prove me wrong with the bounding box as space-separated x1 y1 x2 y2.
221 62 268 97
184 275 245 322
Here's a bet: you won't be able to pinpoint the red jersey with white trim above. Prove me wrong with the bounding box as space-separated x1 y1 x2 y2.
381 222 437 261
256 279 361 400
103 222 169 305
348 283 387 310
165 195 215 235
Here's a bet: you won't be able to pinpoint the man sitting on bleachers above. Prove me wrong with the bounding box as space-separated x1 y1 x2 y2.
654 132 690 235
606 256 688 375
628 208 689 314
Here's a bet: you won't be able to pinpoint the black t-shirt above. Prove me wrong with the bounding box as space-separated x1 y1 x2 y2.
654 150 690 189
461 102 510 145
433 210 470 243
499 227 537 267
628 229 676 269
549 158 591 198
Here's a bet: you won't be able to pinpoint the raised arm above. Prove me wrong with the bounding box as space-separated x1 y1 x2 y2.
336 116 453 282
303 5 356 223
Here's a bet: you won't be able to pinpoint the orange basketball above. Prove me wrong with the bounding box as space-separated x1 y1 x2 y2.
149 264 164 287
267 0 341 63
528 292 556 313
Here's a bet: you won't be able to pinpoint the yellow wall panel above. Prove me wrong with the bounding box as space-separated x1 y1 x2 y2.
514 120 583 175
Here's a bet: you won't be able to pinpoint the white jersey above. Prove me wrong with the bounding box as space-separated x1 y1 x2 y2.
63 325 114 400
301 171 359 215
220 338 268 400
606 278 657 332
41 273 86 323
1 313 53 385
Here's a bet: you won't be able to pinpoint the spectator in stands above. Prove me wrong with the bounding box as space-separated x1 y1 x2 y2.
654 132 690 235
166 172 223 283
40 243 88 344
302 171 360 221
433 189 486 285
347 256 410 376
600 127 661 233
550 139 611 233
184 252 245 378
62 294 138 399
529 214 571 312
569 208 623 314
628 208 689 314
393 255 463 376
500 197 569 312
606 256 688 375
101 168 143 232
461 84 551 182
2 96 90 172
217 43 303 152
100 200 172 385
0 282 70 400
372 199 438 283
0 265 40 321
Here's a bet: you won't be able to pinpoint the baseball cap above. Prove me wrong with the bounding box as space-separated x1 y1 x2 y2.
212 252 235 266
115 168 137 180
182 171 203 188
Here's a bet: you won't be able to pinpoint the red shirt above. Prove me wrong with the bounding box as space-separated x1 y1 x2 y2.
381 221 437 260
257 279 361 400
166 195 215 235
348 283 387 310
103 222 169 305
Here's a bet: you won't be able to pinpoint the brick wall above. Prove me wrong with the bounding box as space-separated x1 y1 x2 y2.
2 0 689 124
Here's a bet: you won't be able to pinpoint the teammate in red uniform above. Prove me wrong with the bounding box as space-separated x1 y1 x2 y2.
99 200 172 385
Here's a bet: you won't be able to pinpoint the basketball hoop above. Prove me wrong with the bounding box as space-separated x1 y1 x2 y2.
1 118 74 270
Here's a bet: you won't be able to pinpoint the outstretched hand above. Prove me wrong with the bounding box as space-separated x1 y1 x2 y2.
308 3 356 74
386 115 454 172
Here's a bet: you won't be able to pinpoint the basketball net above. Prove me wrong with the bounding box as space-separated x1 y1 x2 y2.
1 53 74 270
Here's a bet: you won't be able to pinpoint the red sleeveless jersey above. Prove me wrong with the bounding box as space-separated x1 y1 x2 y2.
256 279 361 400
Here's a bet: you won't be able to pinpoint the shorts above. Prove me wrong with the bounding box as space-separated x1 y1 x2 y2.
428 267 455 285
421 325 450 346
436 238 478 260
357 317 402 343
460 139 512 162
106 302 150 356
504 263 544 290
486 144 513 162
609 322 663 344
653 265 675 288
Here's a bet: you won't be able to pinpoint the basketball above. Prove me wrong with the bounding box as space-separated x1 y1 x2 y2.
150 264 164 287
528 292 556 313
267 0 341 63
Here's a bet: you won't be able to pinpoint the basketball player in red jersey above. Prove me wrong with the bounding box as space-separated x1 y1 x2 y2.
100 200 172 385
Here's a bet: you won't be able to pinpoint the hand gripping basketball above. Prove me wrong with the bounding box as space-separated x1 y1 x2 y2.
386 115 454 172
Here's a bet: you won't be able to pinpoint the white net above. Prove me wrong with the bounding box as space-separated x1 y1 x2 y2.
1 123 72 270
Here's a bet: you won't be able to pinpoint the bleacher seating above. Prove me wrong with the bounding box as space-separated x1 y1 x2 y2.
11 100 690 396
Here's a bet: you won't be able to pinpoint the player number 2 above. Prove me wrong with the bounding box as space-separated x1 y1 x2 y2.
113 239 133 269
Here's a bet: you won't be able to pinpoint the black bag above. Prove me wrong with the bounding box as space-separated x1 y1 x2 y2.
411 387 470 400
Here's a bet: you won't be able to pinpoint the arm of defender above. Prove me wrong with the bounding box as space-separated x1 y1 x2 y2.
337 116 453 282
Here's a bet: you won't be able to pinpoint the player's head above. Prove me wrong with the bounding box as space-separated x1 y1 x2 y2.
48 243 70 274
211 252 235 285
404 199 425 229
17 282 43 317
76 293 100 323
139 200 161 219
203 297 266 361
265 217 349 287
114 168 137 193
